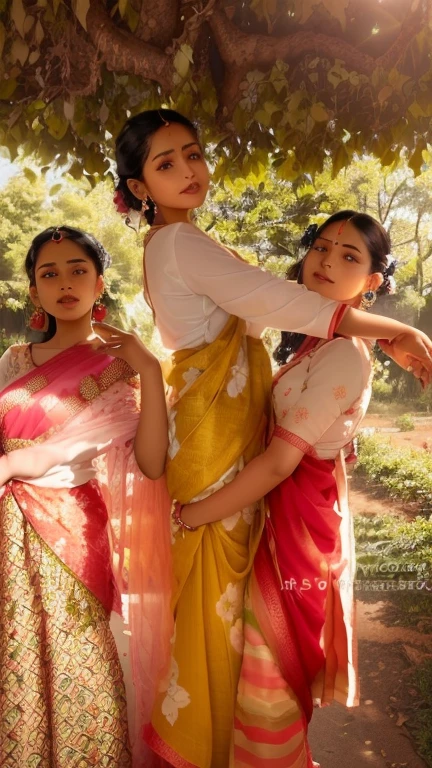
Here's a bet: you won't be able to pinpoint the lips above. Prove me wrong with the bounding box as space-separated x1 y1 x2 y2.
57 294 79 305
181 182 201 194
313 272 334 284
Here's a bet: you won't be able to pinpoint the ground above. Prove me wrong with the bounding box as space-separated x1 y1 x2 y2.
309 413 432 768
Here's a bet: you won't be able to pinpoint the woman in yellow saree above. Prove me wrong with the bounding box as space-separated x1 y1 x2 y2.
114 109 432 767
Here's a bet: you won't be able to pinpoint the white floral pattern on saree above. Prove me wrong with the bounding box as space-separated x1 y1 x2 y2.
227 344 249 398
161 656 191 726
216 582 242 623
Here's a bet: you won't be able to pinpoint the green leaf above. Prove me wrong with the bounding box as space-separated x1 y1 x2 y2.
49 183 62 195
310 103 329 122
118 0 127 17
11 0 26 37
72 0 90 30
23 167 37 182
0 78 18 99
45 113 69 140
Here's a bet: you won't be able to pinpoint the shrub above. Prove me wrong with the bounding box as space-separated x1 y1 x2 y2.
355 434 432 513
395 413 415 431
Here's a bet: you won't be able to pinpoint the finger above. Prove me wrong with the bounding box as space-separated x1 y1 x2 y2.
91 321 125 338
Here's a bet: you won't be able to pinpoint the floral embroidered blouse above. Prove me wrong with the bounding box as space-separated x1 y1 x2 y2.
272 337 372 460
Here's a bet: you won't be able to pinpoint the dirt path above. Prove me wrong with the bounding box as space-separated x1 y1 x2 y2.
309 482 432 768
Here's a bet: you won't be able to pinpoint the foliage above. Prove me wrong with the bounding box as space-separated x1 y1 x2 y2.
354 434 432 513
354 513 432 579
395 413 415 432
0 328 24 355
0 0 431 182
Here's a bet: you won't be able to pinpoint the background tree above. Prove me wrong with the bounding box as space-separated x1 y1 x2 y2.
0 0 431 183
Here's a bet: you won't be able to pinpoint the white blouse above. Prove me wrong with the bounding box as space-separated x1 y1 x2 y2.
144 223 343 350
272 337 372 460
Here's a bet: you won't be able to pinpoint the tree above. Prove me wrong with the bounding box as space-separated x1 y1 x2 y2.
0 0 431 183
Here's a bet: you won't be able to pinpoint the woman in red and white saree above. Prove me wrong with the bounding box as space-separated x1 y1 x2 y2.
180 211 400 766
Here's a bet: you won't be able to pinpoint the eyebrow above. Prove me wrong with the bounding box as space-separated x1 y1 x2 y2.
152 142 200 161
37 259 88 270
316 236 362 254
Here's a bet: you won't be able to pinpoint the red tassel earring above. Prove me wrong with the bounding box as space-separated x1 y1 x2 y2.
29 306 48 331
92 298 107 322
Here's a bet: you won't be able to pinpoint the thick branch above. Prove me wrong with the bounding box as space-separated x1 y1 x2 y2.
86 0 172 92
209 5 422 114
137 0 180 48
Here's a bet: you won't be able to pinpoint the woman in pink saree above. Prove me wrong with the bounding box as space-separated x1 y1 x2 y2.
0 226 172 767
179 211 397 766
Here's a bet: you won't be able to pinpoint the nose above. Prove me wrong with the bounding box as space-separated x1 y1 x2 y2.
182 158 196 178
60 286 72 290
321 248 333 269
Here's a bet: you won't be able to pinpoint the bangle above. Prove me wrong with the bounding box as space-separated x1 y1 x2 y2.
171 500 197 532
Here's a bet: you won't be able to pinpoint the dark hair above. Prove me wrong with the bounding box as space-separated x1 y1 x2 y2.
115 109 199 226
274 210 394 365
25 225 111 341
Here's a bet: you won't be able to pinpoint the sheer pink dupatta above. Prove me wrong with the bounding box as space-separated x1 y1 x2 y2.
0 345 173 760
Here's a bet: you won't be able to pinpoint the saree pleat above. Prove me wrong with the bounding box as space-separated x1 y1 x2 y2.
0 487 131 767
232 453 357 768
144 317 272 768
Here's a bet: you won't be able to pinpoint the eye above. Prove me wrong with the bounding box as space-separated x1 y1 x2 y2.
73 268 87 275
157 161 173 171
189 152 202 160
314 245 326 252
41 271 57 278
344 254 358 263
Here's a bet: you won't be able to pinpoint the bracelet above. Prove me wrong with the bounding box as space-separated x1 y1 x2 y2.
171 500 197 532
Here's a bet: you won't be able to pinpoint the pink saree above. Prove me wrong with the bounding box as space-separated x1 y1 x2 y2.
0 344 172 767
232 341 358 768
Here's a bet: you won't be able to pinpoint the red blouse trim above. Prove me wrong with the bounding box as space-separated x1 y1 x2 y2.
328 303 349 339
272 425 315 456
143 724 198 768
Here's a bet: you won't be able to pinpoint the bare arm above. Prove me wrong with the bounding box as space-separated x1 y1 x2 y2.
133 356 168 479
181 437 304 528
92 322 168 479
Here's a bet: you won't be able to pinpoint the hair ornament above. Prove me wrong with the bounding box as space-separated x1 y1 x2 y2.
52 228 64 243
383 254 397 276
300 223 318 251
386 275 397 295
113 189 129 214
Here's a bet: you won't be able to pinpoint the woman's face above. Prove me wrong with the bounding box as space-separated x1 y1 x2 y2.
128 123 209 216
301 220 383 305
30 238 103 321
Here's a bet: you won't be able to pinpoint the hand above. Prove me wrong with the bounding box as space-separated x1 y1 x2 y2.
91 322 159 374
379 330 432 389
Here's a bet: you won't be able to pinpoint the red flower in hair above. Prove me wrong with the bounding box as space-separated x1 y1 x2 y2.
113 190 129 214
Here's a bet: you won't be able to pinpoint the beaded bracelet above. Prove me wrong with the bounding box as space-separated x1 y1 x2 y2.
171 500 198 532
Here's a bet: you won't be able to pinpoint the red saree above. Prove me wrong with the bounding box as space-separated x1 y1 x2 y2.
0 344 172 767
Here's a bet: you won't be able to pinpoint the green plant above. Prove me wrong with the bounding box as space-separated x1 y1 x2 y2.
355 434 432 513
0 329 25 356
395 413 415 431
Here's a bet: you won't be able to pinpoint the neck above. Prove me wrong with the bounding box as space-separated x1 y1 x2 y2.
43 313 96 348
156 205 192 225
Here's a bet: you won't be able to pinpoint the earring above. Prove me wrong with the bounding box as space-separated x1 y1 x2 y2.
360 290 376 311
92 297 108 322
29 306 48 331
141 199 149 214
